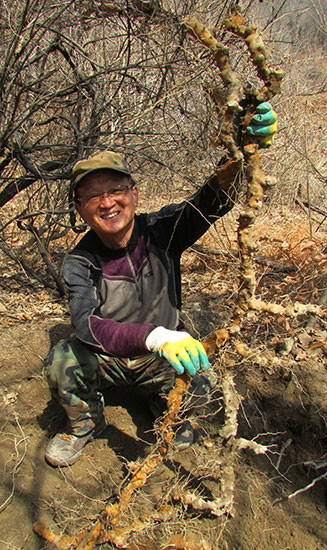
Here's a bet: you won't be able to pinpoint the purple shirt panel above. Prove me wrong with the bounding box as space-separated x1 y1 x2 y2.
100 234 150 283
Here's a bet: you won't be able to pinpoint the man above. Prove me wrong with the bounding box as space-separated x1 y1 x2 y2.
45 103 277 467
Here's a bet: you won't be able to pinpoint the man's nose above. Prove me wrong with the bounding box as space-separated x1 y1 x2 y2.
99 192 115 206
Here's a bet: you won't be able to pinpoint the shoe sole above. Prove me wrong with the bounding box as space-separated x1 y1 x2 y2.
45 451 83 467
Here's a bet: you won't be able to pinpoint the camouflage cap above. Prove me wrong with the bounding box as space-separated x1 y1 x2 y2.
72 150 131 187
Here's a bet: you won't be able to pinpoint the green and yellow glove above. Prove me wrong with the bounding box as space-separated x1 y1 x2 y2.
145 327 210 376
247 102 277 147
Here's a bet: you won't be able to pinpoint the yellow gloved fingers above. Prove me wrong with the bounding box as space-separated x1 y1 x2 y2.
159 337 210 376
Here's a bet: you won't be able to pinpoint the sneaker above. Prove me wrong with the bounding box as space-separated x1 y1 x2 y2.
173 420 194 450
45 417 107 467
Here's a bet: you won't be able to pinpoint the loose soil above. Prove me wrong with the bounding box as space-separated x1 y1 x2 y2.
1 213 327 550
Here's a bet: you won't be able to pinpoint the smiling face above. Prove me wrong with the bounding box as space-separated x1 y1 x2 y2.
75 169 138 249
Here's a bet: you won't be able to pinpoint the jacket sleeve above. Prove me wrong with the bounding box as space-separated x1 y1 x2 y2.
63 254 156 357
147 172 237 255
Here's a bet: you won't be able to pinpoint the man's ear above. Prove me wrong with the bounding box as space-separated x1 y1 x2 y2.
133 186 139 206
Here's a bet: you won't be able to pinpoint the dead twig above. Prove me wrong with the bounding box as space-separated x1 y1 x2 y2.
273 470 327 506
0 414 28 514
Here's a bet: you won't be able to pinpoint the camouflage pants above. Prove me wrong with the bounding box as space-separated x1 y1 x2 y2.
45 337 176 436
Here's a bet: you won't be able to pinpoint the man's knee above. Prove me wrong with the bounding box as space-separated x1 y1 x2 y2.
45 340 72 385
45 339 92 391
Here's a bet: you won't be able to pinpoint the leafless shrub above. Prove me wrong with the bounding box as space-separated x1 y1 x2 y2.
1 1 326 290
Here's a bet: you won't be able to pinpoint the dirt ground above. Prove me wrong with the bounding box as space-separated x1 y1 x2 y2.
1 214 327 550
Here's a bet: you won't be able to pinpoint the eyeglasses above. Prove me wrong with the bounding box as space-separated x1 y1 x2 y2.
76 183 134 206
